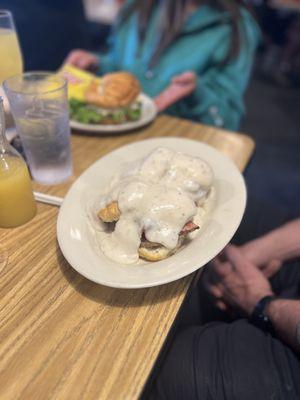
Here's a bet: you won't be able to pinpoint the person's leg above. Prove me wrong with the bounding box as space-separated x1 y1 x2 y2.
175 273 233 330
150 320 300 400
146 199 300 399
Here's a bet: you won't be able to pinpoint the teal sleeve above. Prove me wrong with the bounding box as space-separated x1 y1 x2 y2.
168 20 260 131
97 34 118 74
98 53 117 74
97 1 133 74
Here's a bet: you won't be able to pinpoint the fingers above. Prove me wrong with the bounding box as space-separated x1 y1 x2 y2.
202 272 229 312
216 299 228 311
64 50 99 71
261 259 282 278
239 238 272 266
172 71 196 84
203 263 228 298
232 242 283 277
154 83 194 111
77 55 97 70
65 50 83 65
154 90 174 112
202 267 222 294
224 245 252 270
210 257 233 278
205 281 223 298
226 245 278 278
154 71 197 111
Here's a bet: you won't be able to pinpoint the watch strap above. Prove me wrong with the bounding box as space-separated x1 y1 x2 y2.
250 295 276 334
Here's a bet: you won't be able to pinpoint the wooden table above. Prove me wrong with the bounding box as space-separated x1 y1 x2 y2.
0 116 254 400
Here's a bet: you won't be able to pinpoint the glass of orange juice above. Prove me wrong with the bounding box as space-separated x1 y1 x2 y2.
0 97 36 228
0 10 23 84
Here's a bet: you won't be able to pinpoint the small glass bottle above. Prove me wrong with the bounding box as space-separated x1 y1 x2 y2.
0 97 36 228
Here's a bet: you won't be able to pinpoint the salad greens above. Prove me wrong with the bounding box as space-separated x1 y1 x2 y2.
69 98 142 125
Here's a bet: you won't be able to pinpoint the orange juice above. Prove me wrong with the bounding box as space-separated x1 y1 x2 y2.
0 156 36 227
0 28 23 83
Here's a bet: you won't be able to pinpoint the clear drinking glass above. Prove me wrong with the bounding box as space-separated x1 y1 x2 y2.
3 72 73 185
0 10 23 83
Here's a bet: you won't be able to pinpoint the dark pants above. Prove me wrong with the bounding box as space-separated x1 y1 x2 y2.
149 199 300 400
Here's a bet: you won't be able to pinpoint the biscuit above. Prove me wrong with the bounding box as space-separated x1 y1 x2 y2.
98 201 198 261
138 237 185 262
98 201 120 222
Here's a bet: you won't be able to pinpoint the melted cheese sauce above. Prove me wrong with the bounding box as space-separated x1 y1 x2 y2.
97 147 214 264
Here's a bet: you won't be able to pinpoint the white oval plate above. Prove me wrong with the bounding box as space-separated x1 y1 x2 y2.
57 137 246 288
70 93 157 133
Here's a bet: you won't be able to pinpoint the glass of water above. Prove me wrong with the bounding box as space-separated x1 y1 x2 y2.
3 72 72 185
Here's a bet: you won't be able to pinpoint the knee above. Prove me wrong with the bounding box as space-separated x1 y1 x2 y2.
152 323 226 399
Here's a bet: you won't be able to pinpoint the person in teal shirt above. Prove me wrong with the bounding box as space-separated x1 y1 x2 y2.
66 0 260 131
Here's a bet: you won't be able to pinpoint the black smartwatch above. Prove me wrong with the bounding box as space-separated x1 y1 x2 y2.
250 295 276 334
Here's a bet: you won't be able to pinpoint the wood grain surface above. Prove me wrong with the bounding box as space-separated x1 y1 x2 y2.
0 115 254 400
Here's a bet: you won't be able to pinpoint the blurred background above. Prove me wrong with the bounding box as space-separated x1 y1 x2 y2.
1 0 299 214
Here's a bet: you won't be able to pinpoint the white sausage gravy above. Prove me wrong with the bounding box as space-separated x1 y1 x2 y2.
96 147 214 264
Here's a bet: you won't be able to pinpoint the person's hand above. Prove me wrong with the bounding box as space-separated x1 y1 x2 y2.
64 49 99 71
205 245 274 315
239 239 283 278
154 71 197 112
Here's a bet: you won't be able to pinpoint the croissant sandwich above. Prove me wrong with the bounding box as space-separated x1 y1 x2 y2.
69 71 142 125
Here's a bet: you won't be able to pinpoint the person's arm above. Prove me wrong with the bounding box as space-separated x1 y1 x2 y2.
63 21 120 73
241 219 300 267
206 245 300 353
170 16 260 130
174 66 245 130
266 299 300 353
154 72 197 112
155 46 254 129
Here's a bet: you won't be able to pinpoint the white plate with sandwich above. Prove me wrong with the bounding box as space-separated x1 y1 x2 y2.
63 66 157 133
70 93 157 133
57 137 246 288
